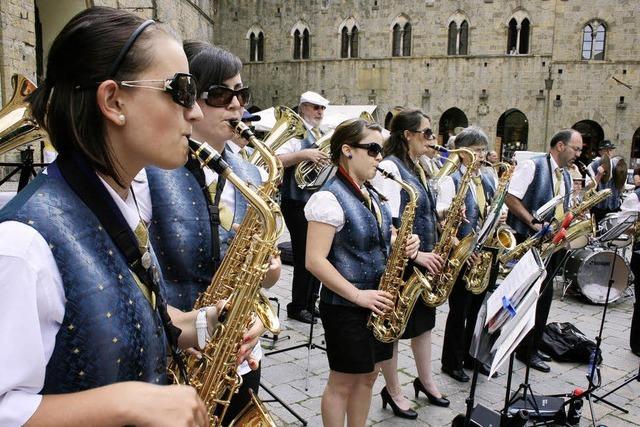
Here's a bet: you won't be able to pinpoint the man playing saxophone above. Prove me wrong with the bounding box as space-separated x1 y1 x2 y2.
505 129 580 373
437 127 505 381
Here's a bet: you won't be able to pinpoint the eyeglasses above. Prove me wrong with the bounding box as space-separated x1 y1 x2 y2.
118 72 198 108
470 147 488 154
303 103 326 111
201 85 251 107
350 142 383 157
566 144 583 152
412 128 435 140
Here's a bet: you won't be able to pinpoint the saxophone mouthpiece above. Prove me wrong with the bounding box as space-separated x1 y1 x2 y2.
428 144 448 153
376 166 397 181
228 119 255 141
188 137 229 175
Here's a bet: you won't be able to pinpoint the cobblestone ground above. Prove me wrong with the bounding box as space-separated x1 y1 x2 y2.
258 239 639 426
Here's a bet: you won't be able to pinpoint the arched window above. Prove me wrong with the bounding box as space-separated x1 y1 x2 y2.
247 28 265 62
391 16 411 57
459 21 469 55
582 22 606 60
506 12 531 55
392 23 402 56
339 19 359 58
447 22 457 55
341 27 349 58
292 23 311 60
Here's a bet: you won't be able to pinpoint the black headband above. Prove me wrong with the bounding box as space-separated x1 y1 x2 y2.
106 19 155 79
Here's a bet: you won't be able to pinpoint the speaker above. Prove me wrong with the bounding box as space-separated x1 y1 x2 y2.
508 394 566 424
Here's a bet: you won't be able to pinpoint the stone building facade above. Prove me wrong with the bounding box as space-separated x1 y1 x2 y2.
0 0 217 178
213 0 640 164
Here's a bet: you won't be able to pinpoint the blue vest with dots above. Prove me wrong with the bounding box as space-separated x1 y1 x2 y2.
321 175 392 306
589 157 622 211
0 168 168 392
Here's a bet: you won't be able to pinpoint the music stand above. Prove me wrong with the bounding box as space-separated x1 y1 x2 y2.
0 146 48 191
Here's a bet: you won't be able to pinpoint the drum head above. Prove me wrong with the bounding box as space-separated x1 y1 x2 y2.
568 235 589 250
564 248 629 304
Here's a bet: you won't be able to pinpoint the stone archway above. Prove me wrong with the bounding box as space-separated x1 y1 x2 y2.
572 119 604 164
496 109 528 161
438 107 468 145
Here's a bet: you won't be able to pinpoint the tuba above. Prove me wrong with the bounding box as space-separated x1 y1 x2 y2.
368 167 430 342
420 147 479 307
464 163 517 294
0 74 49 156
172 139 278 427
248 106 306 167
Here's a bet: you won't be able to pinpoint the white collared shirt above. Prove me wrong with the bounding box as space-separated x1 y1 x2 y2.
508 154 569 200
0 172 144 426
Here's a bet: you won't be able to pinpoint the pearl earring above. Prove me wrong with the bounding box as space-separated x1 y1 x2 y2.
118 114 126 124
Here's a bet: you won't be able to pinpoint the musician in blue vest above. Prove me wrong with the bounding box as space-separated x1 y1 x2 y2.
306 118 420 426
437 126 507 381
0 8 220 425
506 129 580 372
372 109 448 419
587 140 624 223
143 41 280 425
276 91 331 324
622 167 640 356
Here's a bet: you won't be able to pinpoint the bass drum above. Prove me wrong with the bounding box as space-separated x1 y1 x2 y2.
564 247 629 304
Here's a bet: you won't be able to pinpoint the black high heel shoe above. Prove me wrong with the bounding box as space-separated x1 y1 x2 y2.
413 378 450 407
380 386 418 419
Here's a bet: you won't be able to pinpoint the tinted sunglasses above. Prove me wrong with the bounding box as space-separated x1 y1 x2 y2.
413 128 435 140
351 142 383 157
305 104 326 111
119 72 198 108
201 85 251 107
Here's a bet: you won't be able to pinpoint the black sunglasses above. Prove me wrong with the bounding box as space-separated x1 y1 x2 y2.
118 72 198 108
201 85 251 107
351 142 383 157
413 128 435 140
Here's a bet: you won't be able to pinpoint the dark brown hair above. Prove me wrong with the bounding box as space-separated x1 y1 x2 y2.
183 41 242 95
28 7 174 184
383 109 430 168
329 119 383 164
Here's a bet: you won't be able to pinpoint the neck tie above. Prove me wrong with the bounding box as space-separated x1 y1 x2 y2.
362 189 382 225
207 179 234 231
239 147 249 161
554 168 565 221
132 222 156 308
472 175 486 218
311 127 322 140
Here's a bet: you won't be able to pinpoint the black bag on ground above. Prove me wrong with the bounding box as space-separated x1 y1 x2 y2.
540 322 602 364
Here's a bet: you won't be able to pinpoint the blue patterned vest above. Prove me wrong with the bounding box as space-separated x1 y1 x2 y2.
146 165 215 311
507 155 572 236
451 168 496 238
217 148 262 257
0 169 167 393
321 176 392 306
386 156 439 251
281 130 318 203
589 157 622 210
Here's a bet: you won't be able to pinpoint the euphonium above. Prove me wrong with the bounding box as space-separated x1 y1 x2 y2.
368 167 430 342
174 139 278 427
421 148 479 307
0 74 49 156
464 163 517 294
248 105 306 167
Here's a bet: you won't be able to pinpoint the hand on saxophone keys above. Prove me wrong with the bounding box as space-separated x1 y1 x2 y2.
404 233 420 259
353 289 394 315
237 317 266 370
412 252 444 275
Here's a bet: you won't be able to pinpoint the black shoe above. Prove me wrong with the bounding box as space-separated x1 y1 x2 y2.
442 366 470 382
537 350 552 362
464 361 498 378
413 378 450 407
380 386 418 419
516 353 550 373
287 309 317 324
632 348 640 357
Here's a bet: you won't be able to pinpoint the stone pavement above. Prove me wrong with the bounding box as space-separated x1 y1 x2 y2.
258 258 639 426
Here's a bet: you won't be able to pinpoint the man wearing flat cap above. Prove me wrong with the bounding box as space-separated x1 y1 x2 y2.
587 139 623 222
276 91 330 324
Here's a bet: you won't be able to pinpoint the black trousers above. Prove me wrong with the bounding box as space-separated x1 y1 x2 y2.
281 198 320 314
221 364 261 425
514 233 564 357
442 266 487 370
630 249 640 353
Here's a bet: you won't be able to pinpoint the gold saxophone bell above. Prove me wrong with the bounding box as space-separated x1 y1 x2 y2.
0 74 49 156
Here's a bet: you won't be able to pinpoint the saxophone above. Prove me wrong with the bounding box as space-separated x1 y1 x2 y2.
499 188 612 265
176 139 278 427
421 148 478 307
464 163 516 294
368 167 431 343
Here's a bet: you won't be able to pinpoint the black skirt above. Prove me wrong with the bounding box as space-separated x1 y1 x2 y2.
320 301 393 374
401 262 436 338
